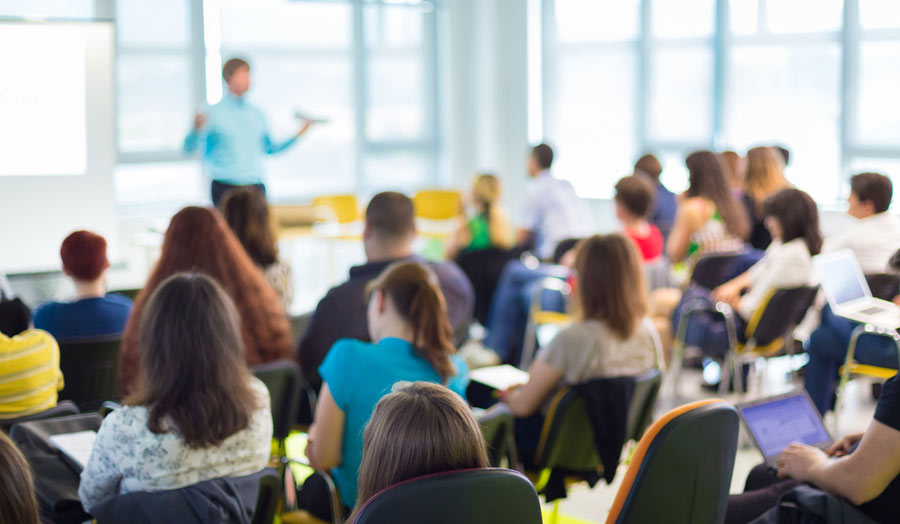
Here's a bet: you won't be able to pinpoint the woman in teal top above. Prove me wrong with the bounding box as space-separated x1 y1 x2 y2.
300 262 468 521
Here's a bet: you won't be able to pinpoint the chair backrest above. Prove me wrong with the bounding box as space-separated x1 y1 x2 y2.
533 387 600 472
413 189 461 221
477 404 515 468
313 194 361 224
455 247 522 326
552 237 582 264
606 399 739 524
865 273 900 301
352 468 542 524
690 252 746 290
57 335 122 411
251 360 302 441
624 369 662 443
0 400 79 434
746 286 819 349
252 468 282 524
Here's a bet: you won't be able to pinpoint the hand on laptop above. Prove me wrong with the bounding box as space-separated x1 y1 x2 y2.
775 442 828 481
825 433 864 457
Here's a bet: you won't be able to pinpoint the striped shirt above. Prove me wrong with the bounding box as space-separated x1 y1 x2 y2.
0 330 64 419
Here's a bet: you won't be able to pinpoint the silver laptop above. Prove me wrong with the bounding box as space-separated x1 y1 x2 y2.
737 390 832 467
814 249 900 329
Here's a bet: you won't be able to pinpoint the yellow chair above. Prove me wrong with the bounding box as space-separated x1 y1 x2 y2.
312 195 361 224
412 189 462 221
833 324 900 434
520 276 572 369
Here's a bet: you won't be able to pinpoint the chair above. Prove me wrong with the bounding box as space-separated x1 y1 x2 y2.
477 404 519 469
251 360 313 448
0 400 79 433
520 276 572 369
605 399 740 524
412 189 461 221
253 468 283 524
689 252 747 290
312 195 361 224
351 468 542 524
833 324 900 434
865 273 900 301
455 247 522 326
624 369 663 443
57 335 122 411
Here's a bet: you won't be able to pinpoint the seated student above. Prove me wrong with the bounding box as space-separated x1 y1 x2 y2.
300 262 468 521
299 192 474 391
720 150 744 198
220 188 294 311
79 273 272 512
0 329 63 421
33 231 132 340
445 173 515 259
634 153 676 242
613 175 664 262
0 432 41 524
726 370 900 524
348 381 490 521
118 207 291 394
0 272 31 337
741 146 790 251
501 234 662 463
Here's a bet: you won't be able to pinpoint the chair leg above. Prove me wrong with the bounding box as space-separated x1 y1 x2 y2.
548 499 560 524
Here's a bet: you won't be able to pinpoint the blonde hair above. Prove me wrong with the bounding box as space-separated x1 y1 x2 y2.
744 147 789 215
472 174 501 209
470 173 514 249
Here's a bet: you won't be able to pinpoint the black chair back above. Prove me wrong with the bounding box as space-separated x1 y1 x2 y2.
552 238 582 264
865 273 900 301
351 468 542 524
455 248 521 325
252 468 282 524
624 369 662 443
251 360 302 441
0 400 79 434
477 404 516 468
747 286 819 347
690 252 746 290
58 335 122 411
533 388 600 472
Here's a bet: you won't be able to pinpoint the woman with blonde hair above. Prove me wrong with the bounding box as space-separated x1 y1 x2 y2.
742 146 790 250
446 173 514 258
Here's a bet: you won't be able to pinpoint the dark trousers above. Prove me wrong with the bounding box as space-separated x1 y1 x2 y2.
297 472 350 523
210 180 266 207
726 464 801 524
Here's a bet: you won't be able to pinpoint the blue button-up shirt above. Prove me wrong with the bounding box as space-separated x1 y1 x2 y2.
183 94 297 186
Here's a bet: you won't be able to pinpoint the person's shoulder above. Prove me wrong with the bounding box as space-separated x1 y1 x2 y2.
100 404 148 436
247 376 271 404
104 293 134 308
427 259 468 282
329 338 372 360
1 329 57 351
33 300 62 322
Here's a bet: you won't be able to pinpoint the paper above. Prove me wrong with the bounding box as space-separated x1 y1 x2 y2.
468 365 530 391
49 430 96 469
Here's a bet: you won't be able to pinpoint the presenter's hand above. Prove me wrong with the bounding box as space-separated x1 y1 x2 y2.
193 112 207 131
297 119 314 137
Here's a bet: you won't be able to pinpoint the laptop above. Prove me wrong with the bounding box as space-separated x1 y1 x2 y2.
737 390 832 467
814 249 900 329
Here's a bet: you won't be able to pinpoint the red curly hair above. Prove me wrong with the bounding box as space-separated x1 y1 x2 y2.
119 206 292 394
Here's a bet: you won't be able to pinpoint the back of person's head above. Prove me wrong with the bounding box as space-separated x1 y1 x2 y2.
634 154 663 181
222 57 250 80
128 272 258 448
763 188 823 256
574 234 648 339
60 230 109 282
472 173 502 211
0 432 41 524
531 143 554 170
352 381 489 516
773 145 790 166
220 188 278 267
685 150 749 239
744 146 788 208
614 175 655 219
719 151 741 188
365 192 415 245
850 172 893 214
366 262 456 380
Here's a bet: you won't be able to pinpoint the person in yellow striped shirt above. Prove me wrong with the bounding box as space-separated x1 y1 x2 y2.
0 329 64 420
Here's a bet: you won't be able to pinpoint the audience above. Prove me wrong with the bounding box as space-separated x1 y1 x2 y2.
299 192 474 391
635 153 676 241
220 188 294 311
118 206 291 394
741 146 790 251
446 173 515 259
79 273 272 512
0 432 41 524
349 381 490 521
300 262 468 521
502 234 662 463
0 329 63 421
33 231 132 340
613 175 664 262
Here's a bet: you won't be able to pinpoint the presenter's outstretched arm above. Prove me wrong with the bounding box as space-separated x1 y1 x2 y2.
183 111 207 153
264 118 316 155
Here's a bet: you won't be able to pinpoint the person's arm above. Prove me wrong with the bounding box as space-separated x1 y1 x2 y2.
777 420 900 505
711 270 752 311
78 415 125 512
306 383 346 471
264 120 313 155
501 358 564 417
665 200 702 263
183 112 207 154
445 217 471 260
491 207 516 249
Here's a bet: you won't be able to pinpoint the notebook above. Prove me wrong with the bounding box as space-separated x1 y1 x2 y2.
737 390 832 467
49 430 96 471
468 365 530 391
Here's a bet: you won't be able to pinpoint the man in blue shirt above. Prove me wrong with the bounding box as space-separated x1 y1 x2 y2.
183 57 314 205
634 153 676 242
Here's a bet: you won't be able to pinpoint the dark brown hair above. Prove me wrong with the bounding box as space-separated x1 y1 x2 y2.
531 143 554 170
615 175 655 218
634 153 663 180
351 382 489 519
763 188 823 256
685 150 749 239
0 430 41 524
127 272 259 448
119 207 291 394
222 57 250 80
220 188 278 267
366 262 456 380
366 192 415 243
850 172 893 214
574 234 648 339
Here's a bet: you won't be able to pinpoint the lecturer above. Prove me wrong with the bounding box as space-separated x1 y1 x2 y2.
183 57 313 206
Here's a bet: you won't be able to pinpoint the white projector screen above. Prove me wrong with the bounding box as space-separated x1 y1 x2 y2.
0 20 116 273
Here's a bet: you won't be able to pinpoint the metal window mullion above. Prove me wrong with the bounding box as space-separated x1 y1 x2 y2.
352 0 368 192
840 0 861 198
190 0 207 113
637 0 651 153
423 3 441 187
712 0 729 149
541 0 557 141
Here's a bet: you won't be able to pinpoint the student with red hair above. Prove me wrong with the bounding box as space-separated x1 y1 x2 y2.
34 230 132 340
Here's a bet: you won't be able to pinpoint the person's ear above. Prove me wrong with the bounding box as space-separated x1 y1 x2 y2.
376 290 388 314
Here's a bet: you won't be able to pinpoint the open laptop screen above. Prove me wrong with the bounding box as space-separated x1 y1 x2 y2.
739 393 831 460
816 251 869 306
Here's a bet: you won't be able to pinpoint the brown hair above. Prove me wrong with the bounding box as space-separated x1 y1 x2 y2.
351 382 489 518
574 234 648 339
365 263 456 380
850 172 893 214
685 151 749 239
614 175 655 218
127 273 259 448
119 207 291 394
366 192 415 243
222 57 249 80
0 432 40 524
720 151 741 188
220 188 278 267
60 230 109 281
531 143 554 170
763 189 823 256
634 154 663 180
744 146 789 215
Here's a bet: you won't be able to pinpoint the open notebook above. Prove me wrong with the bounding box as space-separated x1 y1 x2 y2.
468 365 530 391
49 430 96 471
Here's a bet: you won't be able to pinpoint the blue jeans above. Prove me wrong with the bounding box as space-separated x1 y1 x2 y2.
804 305 900 415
